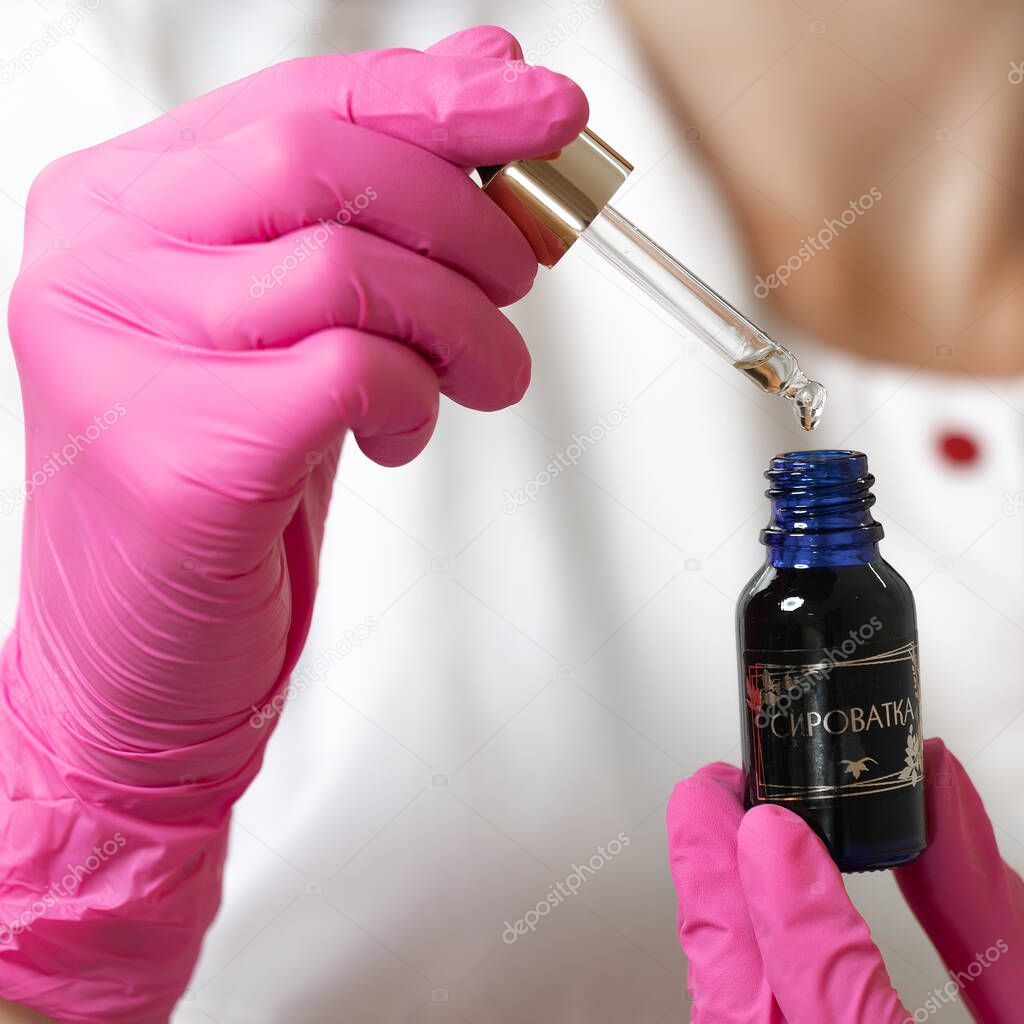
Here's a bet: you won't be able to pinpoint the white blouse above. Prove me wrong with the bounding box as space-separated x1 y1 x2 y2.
0 2 1012 1021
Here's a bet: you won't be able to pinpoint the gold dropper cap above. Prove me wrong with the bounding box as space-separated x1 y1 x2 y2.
478 128 633 267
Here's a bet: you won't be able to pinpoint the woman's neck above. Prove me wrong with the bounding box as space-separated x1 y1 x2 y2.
620 0 1024 376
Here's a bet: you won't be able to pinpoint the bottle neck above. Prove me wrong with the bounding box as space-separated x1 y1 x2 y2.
761 451 883 568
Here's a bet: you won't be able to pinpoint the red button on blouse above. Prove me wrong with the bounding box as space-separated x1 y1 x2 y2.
937 432 979 465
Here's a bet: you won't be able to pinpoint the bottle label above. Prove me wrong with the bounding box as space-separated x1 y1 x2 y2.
743 637 923 804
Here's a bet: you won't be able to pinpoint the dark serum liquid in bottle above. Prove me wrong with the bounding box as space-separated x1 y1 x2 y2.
737 450 927 872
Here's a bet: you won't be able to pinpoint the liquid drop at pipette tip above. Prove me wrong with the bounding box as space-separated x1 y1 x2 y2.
792 380 827 432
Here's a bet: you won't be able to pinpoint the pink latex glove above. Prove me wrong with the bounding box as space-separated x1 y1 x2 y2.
667 739 1024 1023
0 26 587 1023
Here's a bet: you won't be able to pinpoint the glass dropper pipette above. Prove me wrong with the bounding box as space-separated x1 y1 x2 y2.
479 128 827 431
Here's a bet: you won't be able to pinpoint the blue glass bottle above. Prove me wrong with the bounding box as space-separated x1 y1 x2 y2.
737 450 927 871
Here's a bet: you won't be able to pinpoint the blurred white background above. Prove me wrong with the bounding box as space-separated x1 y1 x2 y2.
2 1 1023 1021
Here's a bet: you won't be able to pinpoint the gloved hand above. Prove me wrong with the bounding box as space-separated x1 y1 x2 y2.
0 26 587 1023
667 739 1024 1023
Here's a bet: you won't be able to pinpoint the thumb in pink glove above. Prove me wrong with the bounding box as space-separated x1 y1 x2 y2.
667 739 1024 1023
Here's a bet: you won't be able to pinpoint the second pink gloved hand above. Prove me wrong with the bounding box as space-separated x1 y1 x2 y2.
667 739 1024 1023
0 26 587 1023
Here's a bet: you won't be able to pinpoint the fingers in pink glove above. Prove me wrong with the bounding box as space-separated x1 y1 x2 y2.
263 328 440 468
737 805 909 1024
896 739 1024 1024
425 25 525 61
115 117 538 305
100 219 528 413
30 318 440 480
115 27 589 167
667 763 783 1024
227 226 530 410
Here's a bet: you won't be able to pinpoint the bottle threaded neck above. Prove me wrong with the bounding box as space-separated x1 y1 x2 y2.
761 450 883 564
